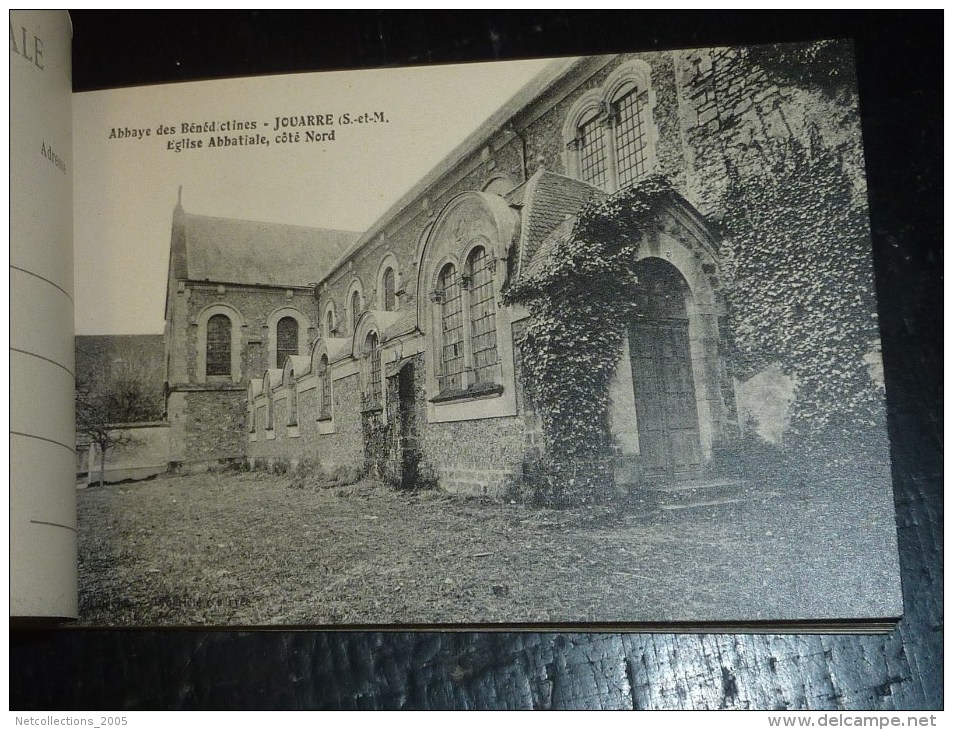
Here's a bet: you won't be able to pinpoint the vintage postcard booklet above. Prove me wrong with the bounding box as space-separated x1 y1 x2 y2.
11 10 903 630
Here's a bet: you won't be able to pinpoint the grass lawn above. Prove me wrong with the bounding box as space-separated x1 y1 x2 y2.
77 469 901 627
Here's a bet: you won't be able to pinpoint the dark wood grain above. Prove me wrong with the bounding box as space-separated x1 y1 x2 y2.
11 11 941 711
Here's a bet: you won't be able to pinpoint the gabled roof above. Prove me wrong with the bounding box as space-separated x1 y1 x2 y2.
176 209 360 288
510 178 720 298
512 170 605 284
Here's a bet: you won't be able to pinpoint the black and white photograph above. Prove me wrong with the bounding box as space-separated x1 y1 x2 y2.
69 42 902 629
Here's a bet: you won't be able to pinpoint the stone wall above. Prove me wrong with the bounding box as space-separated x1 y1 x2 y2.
178 389 246 465
81 423 170 485
379 353 528 498
421 416 527 498
250 349 531 498
178 284 322 384
318 144 525 339
248 371 365 477
674 43 864 220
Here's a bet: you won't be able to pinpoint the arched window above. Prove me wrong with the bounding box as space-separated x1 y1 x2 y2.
436 263 464 392
363 332 382 409
577 111 608 188
382 268 396 312
563 61 656 192
466 247 500 386
206 314 231 376
612 82 651 187
276 316 298 368
351 289 362 333
319 354 332 419
325 304 337 338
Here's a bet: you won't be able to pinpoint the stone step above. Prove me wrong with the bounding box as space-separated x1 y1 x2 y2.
647 477 751 504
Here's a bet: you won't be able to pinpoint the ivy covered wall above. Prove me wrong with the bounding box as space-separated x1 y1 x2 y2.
676 41 885 463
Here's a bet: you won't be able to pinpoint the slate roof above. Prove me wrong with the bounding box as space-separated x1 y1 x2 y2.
512 170 605 284
519 216 578 286
178 211 360 288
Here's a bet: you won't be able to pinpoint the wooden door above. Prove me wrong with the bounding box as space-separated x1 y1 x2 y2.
629 317 702 480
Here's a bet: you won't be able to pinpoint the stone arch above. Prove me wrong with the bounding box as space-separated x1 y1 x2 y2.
282 354 310 384
323 299 339 338
310 338 334 421
561 88 604 148
415 191 517 329
481 172 516 196
562 59 658 190
351 311 385 412
282 355 309 428
247 378 263 433
609 192 729 483
603 58 655 107
351 310 385 361
261 367 283 431
416 191 520 422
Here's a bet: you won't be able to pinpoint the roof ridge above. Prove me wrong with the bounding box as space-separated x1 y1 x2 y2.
180 209 362 237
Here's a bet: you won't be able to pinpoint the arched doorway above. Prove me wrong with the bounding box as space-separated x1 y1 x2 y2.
629 257 703 480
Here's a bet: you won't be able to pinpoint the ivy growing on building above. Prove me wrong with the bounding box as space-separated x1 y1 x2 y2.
505 175 678 505
720 133 885 456
509 143 884 503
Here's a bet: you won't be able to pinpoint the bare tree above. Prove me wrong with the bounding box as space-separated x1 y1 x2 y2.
75 376 141 487
74 335 165 486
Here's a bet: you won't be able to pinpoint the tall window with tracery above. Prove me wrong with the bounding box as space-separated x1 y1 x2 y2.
206 314 231 376
613 85 650 187
276 316 298 368
364 332 382 409
326 308 335 337
437 263 464 392
467 247 500 386
319 354 331 419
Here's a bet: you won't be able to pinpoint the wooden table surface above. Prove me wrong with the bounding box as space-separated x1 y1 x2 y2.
11 11 942 710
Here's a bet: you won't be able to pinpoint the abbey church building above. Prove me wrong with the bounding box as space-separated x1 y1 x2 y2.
163 45 883 505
